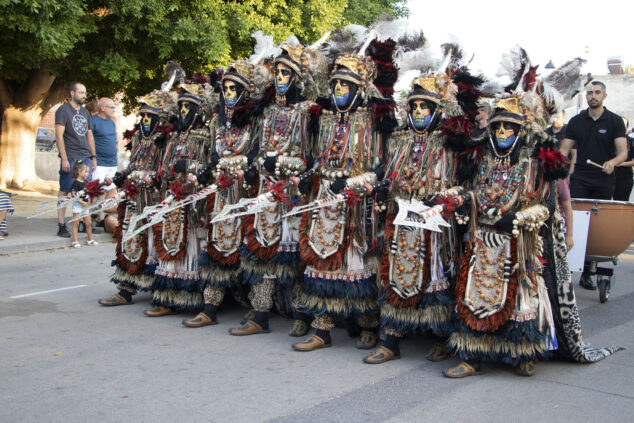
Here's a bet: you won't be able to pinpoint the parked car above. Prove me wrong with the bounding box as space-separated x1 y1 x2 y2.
35 127 56 151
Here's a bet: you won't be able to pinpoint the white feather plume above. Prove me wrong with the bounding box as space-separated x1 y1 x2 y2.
248 31 280 65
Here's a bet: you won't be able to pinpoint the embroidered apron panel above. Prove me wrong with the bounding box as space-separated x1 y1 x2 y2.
464 229 512 318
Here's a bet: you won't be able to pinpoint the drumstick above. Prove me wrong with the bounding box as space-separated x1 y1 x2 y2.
586 159 604 169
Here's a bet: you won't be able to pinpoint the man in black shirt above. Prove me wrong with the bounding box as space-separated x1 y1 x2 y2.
559 81 627 290
560 81 627 200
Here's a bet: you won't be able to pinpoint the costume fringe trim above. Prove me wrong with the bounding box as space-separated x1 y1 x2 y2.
198 250 241 288
298 293 379 318
446 317 548 364
303 270 379 300
110 264 155 292
151 289 203 312
380 301 453 336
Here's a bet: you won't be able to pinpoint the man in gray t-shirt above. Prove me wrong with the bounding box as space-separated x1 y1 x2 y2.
54 82 98 238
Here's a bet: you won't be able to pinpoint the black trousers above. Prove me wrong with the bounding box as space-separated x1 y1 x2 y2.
613 172 633 201
570 173 615 200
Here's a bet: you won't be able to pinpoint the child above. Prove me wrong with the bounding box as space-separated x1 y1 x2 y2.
70 160 98 248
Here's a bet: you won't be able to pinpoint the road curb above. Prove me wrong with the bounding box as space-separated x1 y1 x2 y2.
0 233 114 255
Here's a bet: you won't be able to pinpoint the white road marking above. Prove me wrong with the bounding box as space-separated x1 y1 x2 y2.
9 285 88 299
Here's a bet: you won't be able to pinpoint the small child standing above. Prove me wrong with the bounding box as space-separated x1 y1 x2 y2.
71 160 98 248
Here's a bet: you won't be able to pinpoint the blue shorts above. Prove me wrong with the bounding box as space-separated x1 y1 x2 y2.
59 157 92 193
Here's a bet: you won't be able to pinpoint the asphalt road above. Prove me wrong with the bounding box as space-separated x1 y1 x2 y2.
1 244 633 423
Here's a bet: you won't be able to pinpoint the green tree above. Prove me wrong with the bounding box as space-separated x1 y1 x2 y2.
342 0 409 26
0 0 406 190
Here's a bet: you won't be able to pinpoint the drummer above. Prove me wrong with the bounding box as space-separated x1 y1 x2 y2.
559 81 627 200
559 81 627 290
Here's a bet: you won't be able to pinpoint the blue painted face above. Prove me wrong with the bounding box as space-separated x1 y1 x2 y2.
223 81 239 107
409 100 433 130
141 113 154 134
494 122 517 149
275 63 293 95
333 79 351 107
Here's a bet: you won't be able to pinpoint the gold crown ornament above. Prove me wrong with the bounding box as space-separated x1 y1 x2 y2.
222 60 255 92
275 43 305 77
330 53 375 87
407 75 444 105
489 94 527 126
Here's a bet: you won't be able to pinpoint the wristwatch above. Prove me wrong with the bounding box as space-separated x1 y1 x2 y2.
90 155 96 159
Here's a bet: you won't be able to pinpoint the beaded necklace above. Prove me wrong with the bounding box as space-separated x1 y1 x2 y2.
475 157 524 215
261 105 294 153
216 124 251 156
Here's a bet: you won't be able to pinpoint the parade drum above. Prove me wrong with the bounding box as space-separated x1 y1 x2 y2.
571 198 634 257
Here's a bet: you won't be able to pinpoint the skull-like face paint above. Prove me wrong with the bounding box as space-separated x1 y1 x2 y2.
332 79 351 107
223 81 239 106
494 122 517 149
275 63 293 94
409 100 434 130
140 113 157 136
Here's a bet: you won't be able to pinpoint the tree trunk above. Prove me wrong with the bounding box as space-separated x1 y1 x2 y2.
0 66 66 190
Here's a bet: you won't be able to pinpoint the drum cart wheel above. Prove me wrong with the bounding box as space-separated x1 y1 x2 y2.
583 255 618 303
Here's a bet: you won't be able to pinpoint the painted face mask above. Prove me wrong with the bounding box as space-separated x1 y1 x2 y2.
179 101 191 127
141 113 157 136
332 79 351 108
409 100 434 130
275 63 294 94
494 122 517 149
223 81 240 107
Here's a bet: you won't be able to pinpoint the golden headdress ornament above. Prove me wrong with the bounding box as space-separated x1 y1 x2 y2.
275 43 305 77
489 94 527 126
330 53 375 87
222 60 255 93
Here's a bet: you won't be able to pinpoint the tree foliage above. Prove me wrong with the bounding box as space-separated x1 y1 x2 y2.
0 0 407 107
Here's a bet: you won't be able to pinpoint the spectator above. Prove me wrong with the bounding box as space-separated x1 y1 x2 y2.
70 160 98 248
55 82 99 238
614 117 634 201
546 111 567 143
91 97 118 226
559 81 627 200
0 190 15 240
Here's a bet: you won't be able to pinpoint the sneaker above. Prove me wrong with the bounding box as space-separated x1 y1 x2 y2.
91 226 103 234
57 224 71 238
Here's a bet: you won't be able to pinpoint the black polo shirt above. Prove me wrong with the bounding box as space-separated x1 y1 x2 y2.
566 107 626 182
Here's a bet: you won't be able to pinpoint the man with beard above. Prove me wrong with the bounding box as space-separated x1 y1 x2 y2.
559 81 627 290
55 82 99 238
560 81 627 200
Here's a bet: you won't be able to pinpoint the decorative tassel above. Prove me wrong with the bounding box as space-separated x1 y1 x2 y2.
85 180 105 201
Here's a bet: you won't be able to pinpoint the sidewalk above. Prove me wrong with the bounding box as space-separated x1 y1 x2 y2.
0 192 114 255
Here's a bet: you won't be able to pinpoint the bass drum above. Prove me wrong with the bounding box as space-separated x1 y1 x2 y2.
571 198 634 257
